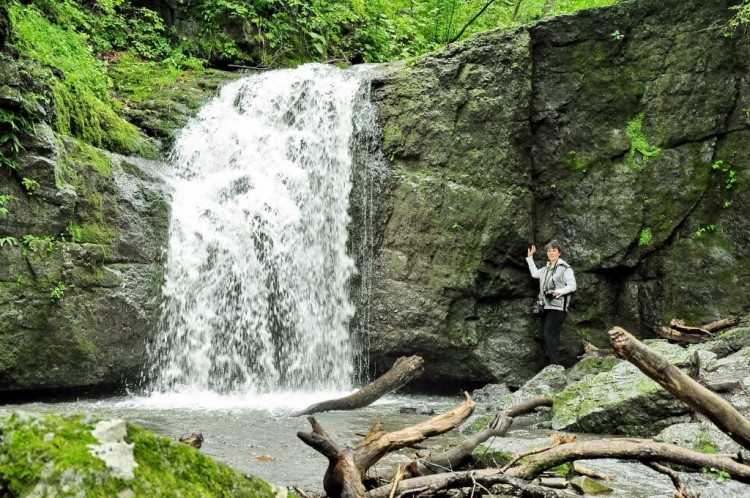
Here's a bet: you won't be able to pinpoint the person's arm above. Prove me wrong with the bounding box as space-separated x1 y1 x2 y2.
526 244 542 278
526 256 542 278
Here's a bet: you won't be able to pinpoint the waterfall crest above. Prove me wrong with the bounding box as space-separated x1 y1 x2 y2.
148 64 374 395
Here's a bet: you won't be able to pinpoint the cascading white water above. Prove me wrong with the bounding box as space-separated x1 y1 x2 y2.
148 64 373 395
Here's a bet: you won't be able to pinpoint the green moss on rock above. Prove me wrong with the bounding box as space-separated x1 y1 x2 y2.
471 444 513 468
8 2 155 157
108 54 241 146
0 412 283 498
626 113 661 170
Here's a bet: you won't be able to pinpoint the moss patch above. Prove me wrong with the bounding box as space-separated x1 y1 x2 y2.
57 137 119 247
108 54 240 145
626 113 661 170
471 444 513 468
0 412 282 498
8 2 155 156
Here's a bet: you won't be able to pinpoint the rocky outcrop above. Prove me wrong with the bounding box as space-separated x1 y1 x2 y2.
0 118 169 392
550 341 694 436
368 0 750 387
0 411 285 496
471 327 750 438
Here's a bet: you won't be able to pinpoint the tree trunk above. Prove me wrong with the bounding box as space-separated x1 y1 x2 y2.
609 326 750 450
656 325 711 343
293 356 425 416
298 392 475 498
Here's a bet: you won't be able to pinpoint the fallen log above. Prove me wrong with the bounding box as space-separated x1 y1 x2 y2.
609 326 750 450
656 325 711 344
298 391 475 498
700 316 741 332
293 356 425 416
419 395 554 475
504 438 750 483
372 395 553 481
581 341 615 356
501 433 576 472
370 438 750 498
646 461 698 498
368 468 578 498
657 316 741 344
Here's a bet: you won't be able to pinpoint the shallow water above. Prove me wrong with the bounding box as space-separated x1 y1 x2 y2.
2 393 748 497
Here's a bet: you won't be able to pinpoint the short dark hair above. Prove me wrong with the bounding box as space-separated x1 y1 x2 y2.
544 239 565 258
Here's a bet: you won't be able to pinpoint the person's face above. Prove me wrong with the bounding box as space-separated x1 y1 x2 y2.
547 246 560 263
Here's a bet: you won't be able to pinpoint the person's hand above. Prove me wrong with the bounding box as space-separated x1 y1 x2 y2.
527 244 536 257
551 290 560 298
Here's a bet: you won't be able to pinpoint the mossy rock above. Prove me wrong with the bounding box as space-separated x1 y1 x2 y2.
108 55 242 148
0 411 287 498
471 444 513 469
565 355 620 382
551 356 690 436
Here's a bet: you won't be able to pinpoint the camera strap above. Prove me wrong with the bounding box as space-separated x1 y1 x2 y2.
543 262 557 291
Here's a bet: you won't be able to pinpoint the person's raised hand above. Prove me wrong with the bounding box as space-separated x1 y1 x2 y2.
527 244 536 257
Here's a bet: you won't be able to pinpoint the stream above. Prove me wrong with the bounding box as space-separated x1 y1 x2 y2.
3 393 748 497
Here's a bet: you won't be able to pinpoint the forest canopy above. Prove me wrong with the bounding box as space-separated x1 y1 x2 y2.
8 0 626 69
3 0 748 155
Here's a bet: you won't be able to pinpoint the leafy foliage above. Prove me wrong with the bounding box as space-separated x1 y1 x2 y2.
724 0 750 39
8 1 153 155
0 79 42 172
4 0 629 159
0 195 15 216
8 0 626 71
626 113 661 171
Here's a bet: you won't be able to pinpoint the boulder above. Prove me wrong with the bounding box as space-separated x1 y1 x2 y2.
550 342 694 436
0 130 170 392
0 411 286 497
569 475 613 495
655 422 742 455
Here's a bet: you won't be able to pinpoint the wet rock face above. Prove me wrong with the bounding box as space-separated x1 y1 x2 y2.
367 0 750 387
0 122 170 392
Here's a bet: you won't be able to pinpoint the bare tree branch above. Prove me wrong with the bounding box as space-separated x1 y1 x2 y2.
609 326 750 450
449 0 499 44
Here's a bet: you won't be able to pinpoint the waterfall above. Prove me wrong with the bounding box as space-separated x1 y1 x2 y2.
148 64 379 395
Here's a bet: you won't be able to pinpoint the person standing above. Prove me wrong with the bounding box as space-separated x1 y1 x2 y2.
526 240 576 365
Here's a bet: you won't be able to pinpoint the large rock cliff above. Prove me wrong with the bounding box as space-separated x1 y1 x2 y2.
0 38 170 393
2 0 749 394
368 0 750 388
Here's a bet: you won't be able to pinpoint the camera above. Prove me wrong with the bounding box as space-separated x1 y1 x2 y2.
545 288 556 297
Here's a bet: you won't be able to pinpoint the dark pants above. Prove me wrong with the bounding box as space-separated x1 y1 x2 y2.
543 309 567 365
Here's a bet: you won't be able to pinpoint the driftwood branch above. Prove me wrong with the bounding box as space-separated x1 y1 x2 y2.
701 316 740 332
504 438 750 482
646 461 698 498
294 356 424 416
656 316 740 343
609 326 750 450
356 392 476 471
298 392 475 498
376 395 553 480
501 433 575 472
370 438 750 498
368 468 577 498
657 325 711 343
